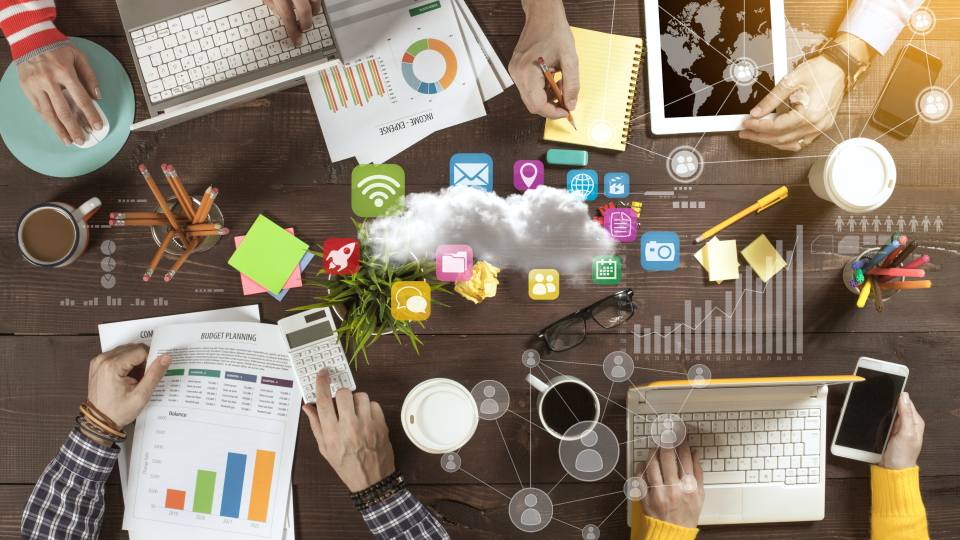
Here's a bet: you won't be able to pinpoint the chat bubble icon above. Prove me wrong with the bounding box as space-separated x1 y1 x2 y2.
391 282 431 321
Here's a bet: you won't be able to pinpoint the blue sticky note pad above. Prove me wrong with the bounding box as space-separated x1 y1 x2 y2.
269 252 315 301
0 38 135 177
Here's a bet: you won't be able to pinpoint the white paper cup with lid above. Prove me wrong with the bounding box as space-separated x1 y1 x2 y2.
808 138 896 213
401 378 479 454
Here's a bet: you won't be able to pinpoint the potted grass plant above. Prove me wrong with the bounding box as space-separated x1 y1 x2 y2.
290 220 450 367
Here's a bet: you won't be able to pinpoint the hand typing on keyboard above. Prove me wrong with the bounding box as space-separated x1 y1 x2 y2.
301 369 396 492
17 46 103 147
262 0 321 48
634 439 704 529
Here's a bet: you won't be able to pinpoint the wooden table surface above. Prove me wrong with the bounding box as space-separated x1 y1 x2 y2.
2 0 959 538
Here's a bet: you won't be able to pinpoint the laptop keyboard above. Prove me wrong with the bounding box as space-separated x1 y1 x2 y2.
131 0 337 104
630 408 822 486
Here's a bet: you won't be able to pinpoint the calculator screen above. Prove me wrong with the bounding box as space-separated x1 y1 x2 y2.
285 320 334 349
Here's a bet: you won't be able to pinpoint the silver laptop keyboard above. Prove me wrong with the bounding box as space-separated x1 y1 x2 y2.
289 338 355 404
630 408 822 486
131 0 337 104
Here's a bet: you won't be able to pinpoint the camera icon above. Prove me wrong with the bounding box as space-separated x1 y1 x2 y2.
645 241 676 262
641 232 680 271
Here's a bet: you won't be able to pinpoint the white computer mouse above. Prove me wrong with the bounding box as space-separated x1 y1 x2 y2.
62 89 109 148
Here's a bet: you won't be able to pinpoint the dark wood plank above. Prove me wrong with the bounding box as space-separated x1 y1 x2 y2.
3 333 959 485
1 184 956 335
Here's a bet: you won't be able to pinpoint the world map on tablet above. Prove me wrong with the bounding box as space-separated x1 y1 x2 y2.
659 0 776 118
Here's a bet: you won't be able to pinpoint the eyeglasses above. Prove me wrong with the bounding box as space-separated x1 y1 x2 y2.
536 290 637 352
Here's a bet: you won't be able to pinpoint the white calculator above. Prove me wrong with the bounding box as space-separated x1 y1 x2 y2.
277 307 355 403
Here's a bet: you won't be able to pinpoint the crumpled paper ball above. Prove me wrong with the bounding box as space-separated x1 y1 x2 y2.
455 261 500 304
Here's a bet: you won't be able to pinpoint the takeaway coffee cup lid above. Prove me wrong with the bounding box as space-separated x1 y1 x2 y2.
825 138 896 212
401 378 479 454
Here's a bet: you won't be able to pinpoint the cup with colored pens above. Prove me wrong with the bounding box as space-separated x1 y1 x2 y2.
841 234 932 311
843 248 903 305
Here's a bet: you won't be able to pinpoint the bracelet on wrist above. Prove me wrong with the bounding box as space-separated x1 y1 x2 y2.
349 470 404 511
77 401 126 441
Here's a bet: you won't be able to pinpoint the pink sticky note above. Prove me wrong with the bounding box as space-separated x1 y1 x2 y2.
234 228 302 295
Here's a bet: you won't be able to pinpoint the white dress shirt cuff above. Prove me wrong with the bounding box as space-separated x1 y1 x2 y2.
838 0 914 56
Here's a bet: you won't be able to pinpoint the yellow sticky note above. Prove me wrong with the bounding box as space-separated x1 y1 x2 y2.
741 235 787 283
695 237 738 283
706 239 740 282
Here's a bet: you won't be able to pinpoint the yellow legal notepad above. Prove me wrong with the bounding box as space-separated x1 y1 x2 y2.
543 27 644 151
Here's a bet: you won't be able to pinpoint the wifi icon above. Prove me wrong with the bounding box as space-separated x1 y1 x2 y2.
351 164 405 217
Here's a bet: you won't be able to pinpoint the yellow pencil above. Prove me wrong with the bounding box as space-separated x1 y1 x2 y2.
695 187 789 243
856 278 873 308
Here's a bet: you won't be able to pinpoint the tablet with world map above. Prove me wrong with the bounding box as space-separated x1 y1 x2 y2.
644 0 787 134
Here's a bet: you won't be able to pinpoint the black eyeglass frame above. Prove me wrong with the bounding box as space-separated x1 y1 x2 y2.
536 289 637 352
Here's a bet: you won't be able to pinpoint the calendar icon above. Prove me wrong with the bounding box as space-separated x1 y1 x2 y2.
592 256 621 285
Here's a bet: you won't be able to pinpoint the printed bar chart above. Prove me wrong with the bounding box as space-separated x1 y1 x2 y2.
192 470 216 514
634 225 804 357
165 489 185 510
220 452 247 519
248 450 276 522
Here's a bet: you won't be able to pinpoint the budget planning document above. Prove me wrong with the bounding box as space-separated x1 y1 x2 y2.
122 322 299 540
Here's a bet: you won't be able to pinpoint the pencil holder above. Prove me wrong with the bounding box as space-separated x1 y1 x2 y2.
150 195 224 255
842 248 902 301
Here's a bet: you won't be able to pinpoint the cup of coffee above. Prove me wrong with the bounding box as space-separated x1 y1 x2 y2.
525 374 600 440
16 198 101 267
401 378 479 454
808 138 896 213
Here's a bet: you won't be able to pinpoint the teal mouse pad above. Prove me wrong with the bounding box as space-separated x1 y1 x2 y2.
0 37 135 177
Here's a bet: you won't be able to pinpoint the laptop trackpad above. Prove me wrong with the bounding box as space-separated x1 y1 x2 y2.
702 488 743 516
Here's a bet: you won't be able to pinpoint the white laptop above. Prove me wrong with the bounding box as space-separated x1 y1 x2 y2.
626 375 861 525
117 0 342 131
642 0 788 134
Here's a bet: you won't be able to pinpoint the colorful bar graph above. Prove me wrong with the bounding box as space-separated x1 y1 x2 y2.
247 450 276 522
193 470 216 514
220 452 247 518
165 489 186 510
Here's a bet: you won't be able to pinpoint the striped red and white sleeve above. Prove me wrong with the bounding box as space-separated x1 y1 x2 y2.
0 0 71 66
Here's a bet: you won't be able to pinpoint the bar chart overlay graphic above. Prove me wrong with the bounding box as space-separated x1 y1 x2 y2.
634 225 804 358
401 39 458 94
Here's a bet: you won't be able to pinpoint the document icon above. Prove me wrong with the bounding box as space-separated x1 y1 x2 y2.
436 245 473 281
450 153 493 192
604 209 637 242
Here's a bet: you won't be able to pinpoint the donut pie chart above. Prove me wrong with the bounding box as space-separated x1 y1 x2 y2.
402 39 457 94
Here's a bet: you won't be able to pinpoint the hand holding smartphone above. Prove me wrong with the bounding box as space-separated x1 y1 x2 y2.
831 357 909 463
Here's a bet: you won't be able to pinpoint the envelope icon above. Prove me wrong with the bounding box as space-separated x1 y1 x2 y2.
450 153 493 192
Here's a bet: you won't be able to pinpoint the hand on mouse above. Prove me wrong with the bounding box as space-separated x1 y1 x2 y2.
635 439 705 529
17 45 102 146
878 392 925 471
509 0 579 120
262 0 323 49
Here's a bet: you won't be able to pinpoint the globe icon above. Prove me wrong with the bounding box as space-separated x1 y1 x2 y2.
570 173 596 197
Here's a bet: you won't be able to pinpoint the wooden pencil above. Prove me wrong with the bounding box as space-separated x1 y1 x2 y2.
870 275 883 313
193 186 217 225
164 239 198 281
186 228 230 237
185 223 222 232
139 165 186 241
111 219 186 226
163 164 196 222
144 229 175 281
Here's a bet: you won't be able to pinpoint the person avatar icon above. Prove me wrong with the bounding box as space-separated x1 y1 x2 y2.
521 494 542 526
532 273 547 296
835 216 844 232
859 216 868 232
660 419 677 445
885 216 894 232
611 356 626 379
847 216 856 232
480 385 499 415
872 216 881 232
694 367 705 385
525 351 537 366
585 525 598 540
922 216 931 232
575 430 604 473
445 455 457 471
934 216 943 232
628 479 642 499
680 475 697 493
545 274 556 293
909 216 919 232
897 216 906 230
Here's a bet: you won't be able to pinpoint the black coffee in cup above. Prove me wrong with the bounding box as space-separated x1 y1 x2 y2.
541 382 597 436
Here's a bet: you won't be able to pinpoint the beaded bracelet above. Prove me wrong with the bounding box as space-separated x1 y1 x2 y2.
349 470 405 511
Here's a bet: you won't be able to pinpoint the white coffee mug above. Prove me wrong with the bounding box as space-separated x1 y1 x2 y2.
808 138 895 213
525 374 600 440
16 197 101 268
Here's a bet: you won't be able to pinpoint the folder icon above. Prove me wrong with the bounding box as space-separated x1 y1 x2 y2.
441 252 468 273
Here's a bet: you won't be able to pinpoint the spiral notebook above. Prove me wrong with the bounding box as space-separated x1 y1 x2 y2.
543 27 644 152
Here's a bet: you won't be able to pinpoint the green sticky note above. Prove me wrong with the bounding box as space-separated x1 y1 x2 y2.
228 215 308 294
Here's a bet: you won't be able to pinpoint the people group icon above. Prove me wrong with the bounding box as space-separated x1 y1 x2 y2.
531 273 556 296
680 475 697 494
912 10 933 32
480 386 499 415
922 92 947 119
575 430 604 473
673 154 697 176
736 63 752 81
520 494 542 526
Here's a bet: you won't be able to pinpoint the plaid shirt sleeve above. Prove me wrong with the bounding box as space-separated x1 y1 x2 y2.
360 489 449 540
21 429 118 540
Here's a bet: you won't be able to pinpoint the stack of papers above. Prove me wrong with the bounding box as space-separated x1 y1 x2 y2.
307 0 512 163
228 216 309 298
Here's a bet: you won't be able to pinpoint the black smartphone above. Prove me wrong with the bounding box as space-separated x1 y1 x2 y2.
871 45 943 137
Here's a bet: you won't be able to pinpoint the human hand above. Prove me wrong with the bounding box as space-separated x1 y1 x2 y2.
878 392 925 470
302 370 395 492
18 45 102 146
509 0 579 119
262 0 322 48
635 439 704 529
86 344 172 443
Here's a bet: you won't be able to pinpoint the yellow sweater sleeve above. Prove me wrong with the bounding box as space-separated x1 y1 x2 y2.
871 465 928 540
630 500 698 540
